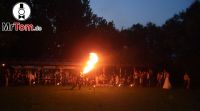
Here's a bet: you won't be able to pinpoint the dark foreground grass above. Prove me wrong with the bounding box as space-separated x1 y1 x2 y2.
0 86 200 111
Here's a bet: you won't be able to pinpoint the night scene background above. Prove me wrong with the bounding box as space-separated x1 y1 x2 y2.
0 0 200 111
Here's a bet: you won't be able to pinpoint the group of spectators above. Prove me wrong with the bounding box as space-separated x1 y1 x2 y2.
0 67 191 89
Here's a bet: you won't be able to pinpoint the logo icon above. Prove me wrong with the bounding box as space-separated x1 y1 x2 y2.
12 2 31 21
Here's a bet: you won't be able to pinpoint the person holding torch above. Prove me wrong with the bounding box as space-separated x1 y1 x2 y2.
71 53 98 90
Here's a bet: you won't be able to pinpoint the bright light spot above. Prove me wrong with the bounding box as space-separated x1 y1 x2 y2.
57 83 60 86
83 53 99 74
118 84 121 87
33 81 36 85
93 85 96 88
2 64 5 67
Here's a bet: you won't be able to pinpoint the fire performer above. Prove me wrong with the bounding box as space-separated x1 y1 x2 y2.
71 53 99 90
71 72 83 90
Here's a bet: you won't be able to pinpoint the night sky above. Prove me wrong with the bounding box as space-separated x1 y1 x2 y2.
90 0 195 29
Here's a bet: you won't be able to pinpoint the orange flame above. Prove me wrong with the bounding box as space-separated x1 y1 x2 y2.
83 53 99 74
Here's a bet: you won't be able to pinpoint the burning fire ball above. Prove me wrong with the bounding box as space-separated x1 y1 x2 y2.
82 52 99 75
57 83 60 86
2 63 6 67
130 84 134 87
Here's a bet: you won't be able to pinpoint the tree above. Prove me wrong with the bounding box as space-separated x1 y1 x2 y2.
0 0 98 59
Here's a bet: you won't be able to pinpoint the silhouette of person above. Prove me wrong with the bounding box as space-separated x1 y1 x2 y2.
163 71 172 89
183 72 190 89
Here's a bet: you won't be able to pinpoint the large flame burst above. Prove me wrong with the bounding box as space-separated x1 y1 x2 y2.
82 53 99 74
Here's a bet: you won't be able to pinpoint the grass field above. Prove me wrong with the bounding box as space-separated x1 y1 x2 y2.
0 86 200 111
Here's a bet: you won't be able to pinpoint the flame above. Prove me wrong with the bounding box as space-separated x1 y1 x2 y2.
83 53 99 74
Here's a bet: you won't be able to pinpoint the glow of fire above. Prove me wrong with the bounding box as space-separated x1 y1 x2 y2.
2 63 5 67
83 53 99 74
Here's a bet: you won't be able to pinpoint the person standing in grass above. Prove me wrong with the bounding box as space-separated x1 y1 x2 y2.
5 69 10 87
183 72 190 89
156 72 163 87
71 72 82 90
146 71 151 87
162 71 172 89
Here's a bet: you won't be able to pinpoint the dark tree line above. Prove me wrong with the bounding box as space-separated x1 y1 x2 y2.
0 1 200 74
0 0 117 60
116 1 200 69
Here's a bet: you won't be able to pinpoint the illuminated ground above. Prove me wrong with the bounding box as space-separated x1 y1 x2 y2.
0 86 199 111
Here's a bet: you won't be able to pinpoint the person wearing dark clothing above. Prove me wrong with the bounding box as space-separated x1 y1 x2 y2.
71 73 82 90
183 72 190 89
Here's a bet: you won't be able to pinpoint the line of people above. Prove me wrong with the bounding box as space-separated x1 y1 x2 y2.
0 68 190 89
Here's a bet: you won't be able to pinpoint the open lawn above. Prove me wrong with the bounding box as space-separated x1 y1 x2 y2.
0 86 200 111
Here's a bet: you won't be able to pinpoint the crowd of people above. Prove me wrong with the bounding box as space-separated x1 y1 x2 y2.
0 67 191 89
